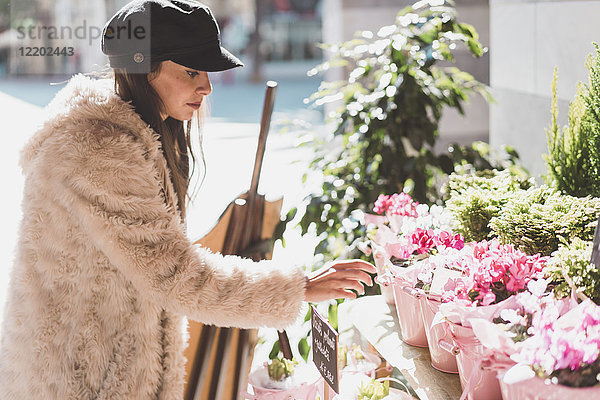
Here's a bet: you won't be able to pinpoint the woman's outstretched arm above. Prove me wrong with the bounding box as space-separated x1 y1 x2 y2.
46 124 306 329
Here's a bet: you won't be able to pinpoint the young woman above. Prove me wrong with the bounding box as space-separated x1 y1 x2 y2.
0 1 375 399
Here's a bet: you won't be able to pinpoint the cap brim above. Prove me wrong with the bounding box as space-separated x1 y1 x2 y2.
170 44 244 72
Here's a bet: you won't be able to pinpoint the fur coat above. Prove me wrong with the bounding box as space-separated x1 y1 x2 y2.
0 74 306 400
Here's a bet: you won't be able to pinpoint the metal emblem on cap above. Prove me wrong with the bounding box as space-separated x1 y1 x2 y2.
133 52 144 63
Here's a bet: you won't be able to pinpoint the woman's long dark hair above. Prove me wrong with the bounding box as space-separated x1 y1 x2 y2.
113 62 203 220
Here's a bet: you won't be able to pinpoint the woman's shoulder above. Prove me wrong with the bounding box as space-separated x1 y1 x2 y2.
44 73 149 139
20 74 159 174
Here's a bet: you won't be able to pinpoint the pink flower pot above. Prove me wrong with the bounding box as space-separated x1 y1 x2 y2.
243 366 322 400
341 350 383 379
392 282 428 347
419 297 458 374
377 269 397 305
499 374 600 400
449 322 502 400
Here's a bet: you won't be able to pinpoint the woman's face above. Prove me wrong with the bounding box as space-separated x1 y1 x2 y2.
148 60 212 121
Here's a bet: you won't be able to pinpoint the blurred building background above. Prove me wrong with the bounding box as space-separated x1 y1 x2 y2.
1 0 324 77
1 0 600 226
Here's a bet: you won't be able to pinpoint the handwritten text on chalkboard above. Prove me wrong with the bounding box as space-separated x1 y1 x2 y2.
311 305 339 393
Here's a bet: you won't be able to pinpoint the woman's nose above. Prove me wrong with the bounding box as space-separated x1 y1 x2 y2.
196 72 212 95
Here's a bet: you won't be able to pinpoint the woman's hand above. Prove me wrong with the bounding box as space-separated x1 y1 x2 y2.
304 259 377 303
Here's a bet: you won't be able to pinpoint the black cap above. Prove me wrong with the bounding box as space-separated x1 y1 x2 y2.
101 0 244 73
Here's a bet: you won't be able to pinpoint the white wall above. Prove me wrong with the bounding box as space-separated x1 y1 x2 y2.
489 0 600 177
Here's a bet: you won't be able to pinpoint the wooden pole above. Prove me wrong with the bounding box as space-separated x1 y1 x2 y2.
323 382 330 400
277 330 293 360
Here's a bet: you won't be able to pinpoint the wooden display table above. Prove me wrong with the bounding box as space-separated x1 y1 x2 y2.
338 295 463 400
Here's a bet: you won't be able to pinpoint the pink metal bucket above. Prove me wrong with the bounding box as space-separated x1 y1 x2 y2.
377 269 397 305
243 368 322 400
449 322 502 400
392 283 428 347
419 297 458 373
499 374 600 400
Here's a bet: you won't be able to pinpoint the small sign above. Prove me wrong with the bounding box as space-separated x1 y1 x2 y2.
311 305 339 394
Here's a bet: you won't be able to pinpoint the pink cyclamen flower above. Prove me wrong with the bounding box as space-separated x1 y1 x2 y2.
410 228 435 254
450 233 465 250
435 231 465 250
515 301 600 375
387 193 419 217
373 194 391 215
441 238 548 306
372 193 419 217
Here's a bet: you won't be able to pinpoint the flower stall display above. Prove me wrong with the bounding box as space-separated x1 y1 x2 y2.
362 192 466 348
466 280 600 399
245 18 600 400
503 300 600 398
439 239 548 307
245 357 322 400
361 192 456 304
431 239 549 400
383 237 464 349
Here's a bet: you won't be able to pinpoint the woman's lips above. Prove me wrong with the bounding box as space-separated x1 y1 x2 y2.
187 102 202 110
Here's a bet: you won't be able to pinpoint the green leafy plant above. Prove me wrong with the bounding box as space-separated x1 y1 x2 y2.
284 0 513 263
489 186 600 256
545 43 600 197
267 357 299 381
546 238 600 304
444 169 533 242
358 379 390 400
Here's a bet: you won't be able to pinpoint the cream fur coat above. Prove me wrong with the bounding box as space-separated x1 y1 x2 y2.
0 74 306 399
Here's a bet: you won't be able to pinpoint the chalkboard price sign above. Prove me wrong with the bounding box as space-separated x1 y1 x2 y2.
311 305 339 394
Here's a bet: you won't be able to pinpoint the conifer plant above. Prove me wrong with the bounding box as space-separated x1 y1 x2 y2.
545 43 600 197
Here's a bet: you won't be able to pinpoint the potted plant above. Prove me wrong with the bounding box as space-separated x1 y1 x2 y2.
338 344 383 379
432 239 548 400
244 357 322 400
334 376 414 400
467 281 600 399
361 192 462 347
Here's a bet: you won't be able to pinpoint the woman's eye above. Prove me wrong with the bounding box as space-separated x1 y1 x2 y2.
186 70 199 78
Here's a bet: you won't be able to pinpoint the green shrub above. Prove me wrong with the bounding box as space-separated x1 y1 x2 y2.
546 238 600 304
489 186 600 256
444 169 533 242
545 43 600 197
